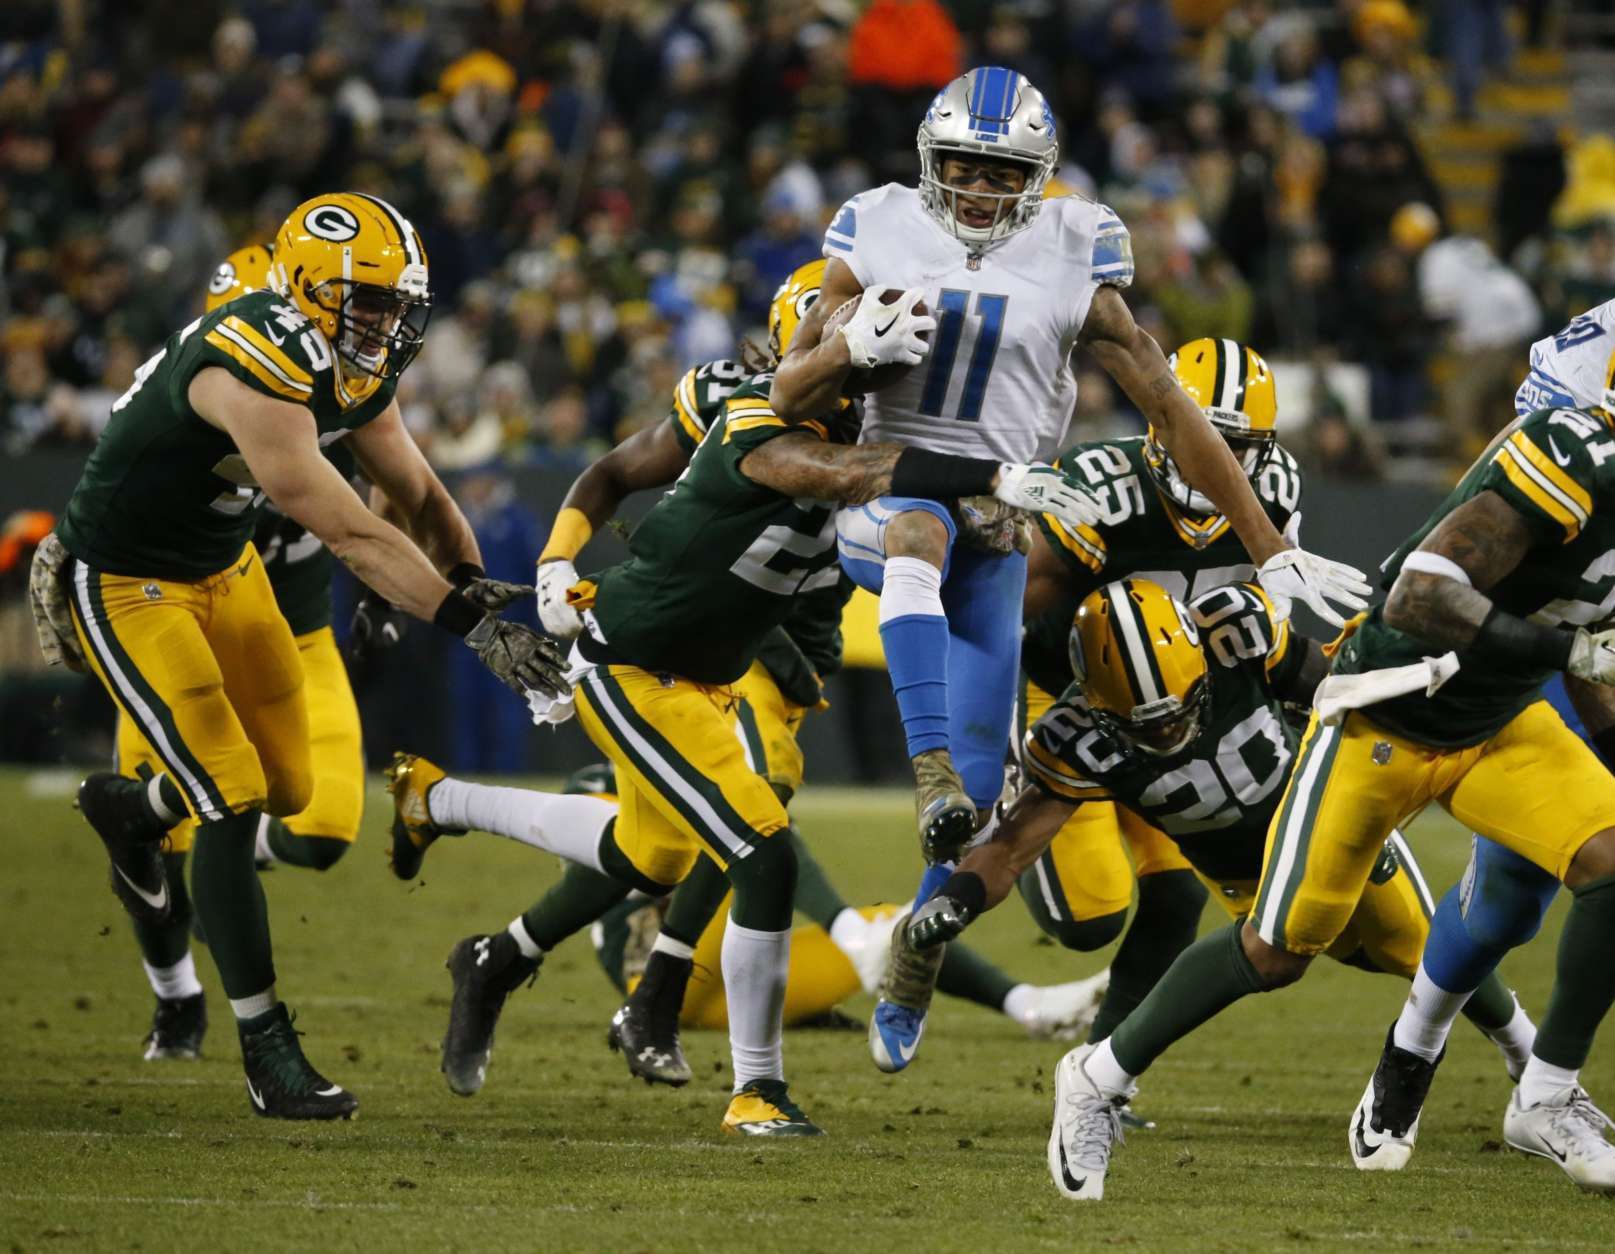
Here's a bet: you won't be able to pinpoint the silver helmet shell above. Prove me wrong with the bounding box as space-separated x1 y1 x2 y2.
917 66 1059 247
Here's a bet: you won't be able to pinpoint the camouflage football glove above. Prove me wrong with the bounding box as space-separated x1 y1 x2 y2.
1569 626 1615 685
457 575 536 612
908 894 972 950
466 615 569 699
27 532 86 672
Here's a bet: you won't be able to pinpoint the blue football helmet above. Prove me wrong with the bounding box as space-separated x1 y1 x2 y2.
917 65 1059 247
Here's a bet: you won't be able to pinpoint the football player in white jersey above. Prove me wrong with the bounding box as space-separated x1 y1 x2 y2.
771 65 1371 1068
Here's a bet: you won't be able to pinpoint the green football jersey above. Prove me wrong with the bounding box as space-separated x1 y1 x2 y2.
1335 406 1615 747
667 357 751 454
58 291 397 580
1021 435 1302 697
582 374 857 684
1024 583 1301 882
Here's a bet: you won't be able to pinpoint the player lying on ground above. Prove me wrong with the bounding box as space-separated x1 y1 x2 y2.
904 578 1536 1198
1026 393 1615 1196
386 759 1109 1070
771 67 1369 1072
1356 305 1615 1174
29 194 563 1120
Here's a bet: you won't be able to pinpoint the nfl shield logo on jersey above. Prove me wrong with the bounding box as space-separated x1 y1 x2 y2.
142 582 163 601
1372 741 1393 765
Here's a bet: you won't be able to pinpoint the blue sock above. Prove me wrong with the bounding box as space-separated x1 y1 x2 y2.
878 555 952 758
912 862 954 910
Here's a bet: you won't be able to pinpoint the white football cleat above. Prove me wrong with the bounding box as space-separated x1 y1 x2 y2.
1503 1084 1615 1194
1019 968 1110 1040
1047 1044 1126 1201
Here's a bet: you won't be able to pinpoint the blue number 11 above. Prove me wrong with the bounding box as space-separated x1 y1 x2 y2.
917 290 1008 421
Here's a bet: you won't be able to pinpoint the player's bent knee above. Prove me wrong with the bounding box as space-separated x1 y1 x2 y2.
885 509 951 566
725 830 797 929
1566 827 1615 890
263 766 314 819
1048 908 1128 952
1239 922 1312 990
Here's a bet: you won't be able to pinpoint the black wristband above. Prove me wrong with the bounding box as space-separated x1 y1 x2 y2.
937 870 987 919
1474 605 1574 670
1593 727 1615 772
448 562 485 589
433 589 483 638
890 448 1000 501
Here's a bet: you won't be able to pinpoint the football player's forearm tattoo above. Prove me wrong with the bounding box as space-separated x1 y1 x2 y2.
1384 490 1535 649
739 434 903 506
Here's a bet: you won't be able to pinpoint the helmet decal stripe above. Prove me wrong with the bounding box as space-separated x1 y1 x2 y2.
1105 582 1164 706
352 192 422 268
1225 339 1248 410
1210 339 1229 412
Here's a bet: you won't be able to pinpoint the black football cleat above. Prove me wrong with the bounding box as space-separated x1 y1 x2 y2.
441 933 540 1097
144 992 207 1061
238 1004 357 1120
606 951 693 1087
1349 1022 1443 1171
77 772 173 926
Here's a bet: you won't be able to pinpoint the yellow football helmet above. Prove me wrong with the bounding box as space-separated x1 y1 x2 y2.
270 192 431 382
204 243 274 313
1071 579 1209 758
767 258 826 362
1147 338 1278 516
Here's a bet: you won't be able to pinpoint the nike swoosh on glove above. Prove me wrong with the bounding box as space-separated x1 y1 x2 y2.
839 287 937 369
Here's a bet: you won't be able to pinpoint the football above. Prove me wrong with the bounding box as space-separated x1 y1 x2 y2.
824 288 929 396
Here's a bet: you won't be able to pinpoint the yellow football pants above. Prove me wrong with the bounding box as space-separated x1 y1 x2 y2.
71 545 309 823
732 660 809 798
1023 679 1192 922
574 663 790 886
114 625 363 852
1254 701 1615 956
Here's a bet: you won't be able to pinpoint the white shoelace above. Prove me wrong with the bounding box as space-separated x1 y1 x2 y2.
1063 1089 1126 1170
1553 1090 1615 1161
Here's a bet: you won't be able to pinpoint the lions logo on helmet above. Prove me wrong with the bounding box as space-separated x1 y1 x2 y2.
916 66 1059 246
1072 579 1209 759
1147 339 1279 519
270 192 431 391
204 243 274 313
767 259 826 363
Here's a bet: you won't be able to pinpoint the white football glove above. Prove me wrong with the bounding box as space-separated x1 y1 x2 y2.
838 286 937 369
1256 514 1372 629
993 463 1103 531
535 559 584 639
28 531 86 672
1569 627 1615 685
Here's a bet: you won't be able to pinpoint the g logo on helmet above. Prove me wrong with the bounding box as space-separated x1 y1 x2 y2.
303 203 361 243
208 262 238 295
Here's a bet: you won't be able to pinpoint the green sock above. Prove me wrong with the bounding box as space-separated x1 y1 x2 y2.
1109 920 1266 1077
521 862 633 951
263 818 349 871
131 851 193 969
661 853 730 946
785 826 849 931
189 810 276 1000
1533 873 1615 1070
1459 970 1520 1033
1089 870 1208 1043
936 942 1016 1010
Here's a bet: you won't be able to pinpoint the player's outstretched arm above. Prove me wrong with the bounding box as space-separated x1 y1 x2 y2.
908 786 1075 949
536 420 694 637
1384 488 1615 684
769 258 862 421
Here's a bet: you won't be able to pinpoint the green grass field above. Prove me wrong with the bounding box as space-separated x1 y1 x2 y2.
1 767 1611 1252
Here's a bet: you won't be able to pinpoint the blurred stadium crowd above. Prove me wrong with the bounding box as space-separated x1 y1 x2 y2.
4 0 1615 485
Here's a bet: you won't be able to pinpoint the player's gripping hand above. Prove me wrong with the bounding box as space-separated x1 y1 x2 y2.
536 559 584 639
466 616 569 698
838 286 936 368
1569 627 1615 684
27 532 85 672
348 590 406 664
908 894 974 950
994 464 1103 531
457 574 535 611
1256 512 1372 628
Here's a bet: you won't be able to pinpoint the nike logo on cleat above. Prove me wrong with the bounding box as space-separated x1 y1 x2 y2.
113 865 169 912
896 1036 919 1063
1353 1111 1380 1158
1058 1141 1086 1193
315 1085 344 1097
237 555 254 577
247 1080 266 1110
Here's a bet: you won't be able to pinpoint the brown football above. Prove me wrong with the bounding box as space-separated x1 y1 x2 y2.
824 289 929 396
